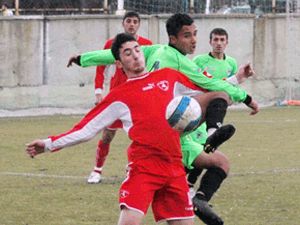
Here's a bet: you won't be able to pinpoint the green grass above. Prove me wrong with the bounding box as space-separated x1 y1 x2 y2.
0 107 300 225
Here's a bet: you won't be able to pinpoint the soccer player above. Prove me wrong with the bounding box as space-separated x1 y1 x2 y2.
67 13 259 225
26 33 237 225
184 27 253 225
187 27 241 188
88 11 152 184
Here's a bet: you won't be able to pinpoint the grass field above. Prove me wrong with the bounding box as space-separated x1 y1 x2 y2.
0 107 300 225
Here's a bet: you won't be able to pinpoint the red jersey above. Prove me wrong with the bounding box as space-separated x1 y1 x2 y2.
45 68 206 176
94 35 152 93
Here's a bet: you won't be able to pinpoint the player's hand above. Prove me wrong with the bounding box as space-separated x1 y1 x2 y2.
67 55 80 67
247 99 259 115
25 140 46 158
95 93 103 105
236 62 255 84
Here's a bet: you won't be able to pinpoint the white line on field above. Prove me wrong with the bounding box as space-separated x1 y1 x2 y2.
1 168 300 181
0 172 122 182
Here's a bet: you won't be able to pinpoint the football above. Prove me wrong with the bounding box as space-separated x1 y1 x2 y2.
166 95 202 133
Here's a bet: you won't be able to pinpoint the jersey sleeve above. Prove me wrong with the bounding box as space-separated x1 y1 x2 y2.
178 56 247 103
80 49 115 67
44 93 123 151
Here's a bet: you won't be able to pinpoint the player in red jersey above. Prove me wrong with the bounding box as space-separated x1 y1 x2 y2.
26 33 233 225
89 11 153 184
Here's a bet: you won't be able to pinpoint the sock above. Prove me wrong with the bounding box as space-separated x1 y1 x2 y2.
95 140 110 168
205 98 228 131
187 167 203 186
196 167 227 201
93 166 102 174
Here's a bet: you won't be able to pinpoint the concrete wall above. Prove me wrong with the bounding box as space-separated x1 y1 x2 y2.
1 14 300 110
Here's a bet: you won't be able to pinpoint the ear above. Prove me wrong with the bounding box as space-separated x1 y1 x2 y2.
169 35 177 45
115 60 123 69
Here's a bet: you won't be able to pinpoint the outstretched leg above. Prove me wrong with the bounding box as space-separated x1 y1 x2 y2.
87 128 116 184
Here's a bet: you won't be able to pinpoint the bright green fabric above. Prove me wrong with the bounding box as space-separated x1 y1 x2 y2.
80 44 247 103
193 53 237 79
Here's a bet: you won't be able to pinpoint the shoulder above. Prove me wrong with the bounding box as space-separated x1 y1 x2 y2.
137 35 153 45
104 38 114 49
225 55 238 65
193 53 210 61
193 54 210 65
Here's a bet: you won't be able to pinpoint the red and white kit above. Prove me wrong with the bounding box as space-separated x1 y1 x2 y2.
44 68 206 221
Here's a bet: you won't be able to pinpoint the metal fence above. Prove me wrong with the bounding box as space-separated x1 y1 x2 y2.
1 0 299 15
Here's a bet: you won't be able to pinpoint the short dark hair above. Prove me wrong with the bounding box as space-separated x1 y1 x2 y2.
209 28 228 40
166 13 194 37
123 11 140 22
111 33 137 60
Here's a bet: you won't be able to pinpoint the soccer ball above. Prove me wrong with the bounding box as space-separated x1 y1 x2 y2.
166 95 202 133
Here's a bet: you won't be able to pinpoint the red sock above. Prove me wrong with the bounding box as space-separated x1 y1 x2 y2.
95 140 110 168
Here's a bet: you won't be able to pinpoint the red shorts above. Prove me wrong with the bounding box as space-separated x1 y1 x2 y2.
119 162 194 222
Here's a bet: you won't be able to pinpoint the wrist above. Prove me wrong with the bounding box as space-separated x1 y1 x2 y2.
243 95 252 106
43 138 53 152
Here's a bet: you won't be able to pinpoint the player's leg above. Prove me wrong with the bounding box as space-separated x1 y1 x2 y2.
185 124 207 196
181 135 223 225
168 219 194 225
192 92 235 152
192 151 229 225
87 128 116 184
118 207 144 225
152 175 194 225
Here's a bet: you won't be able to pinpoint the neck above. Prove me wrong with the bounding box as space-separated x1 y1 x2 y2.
168 43 187 55
210 52 225 60
126 70 147 79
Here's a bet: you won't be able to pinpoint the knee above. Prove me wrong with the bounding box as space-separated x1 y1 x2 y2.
213 151 230 174
101 129 116 143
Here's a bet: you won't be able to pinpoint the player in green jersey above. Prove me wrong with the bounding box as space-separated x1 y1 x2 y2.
183 27 255 225
187 28 240 187
67 14 258 225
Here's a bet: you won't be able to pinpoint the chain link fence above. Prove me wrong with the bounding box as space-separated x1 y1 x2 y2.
1 0 299 15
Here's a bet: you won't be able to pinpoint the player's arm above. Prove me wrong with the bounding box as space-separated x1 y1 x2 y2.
67 49 115 68
67 44 161 68
179 57 258 111
25 96 122 158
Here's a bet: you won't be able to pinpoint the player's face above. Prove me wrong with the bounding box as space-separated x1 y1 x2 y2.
122 16 140 36
169 23 197 55
117 41 145 78
210 34 228 54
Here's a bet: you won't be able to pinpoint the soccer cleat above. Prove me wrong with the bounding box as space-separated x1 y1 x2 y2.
193 195 224 225
87 171 102 184
204 124 236 153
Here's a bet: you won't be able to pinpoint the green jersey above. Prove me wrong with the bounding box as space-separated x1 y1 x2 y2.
183 52 239 168
80 44 247 103
193 53 237 80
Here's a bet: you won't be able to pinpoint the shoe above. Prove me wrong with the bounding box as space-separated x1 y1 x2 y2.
204 124 236 153
193 195 224 225
87 171 102 184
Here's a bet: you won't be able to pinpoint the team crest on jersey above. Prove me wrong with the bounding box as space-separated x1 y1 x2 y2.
120 189 129 198
157 80 169 91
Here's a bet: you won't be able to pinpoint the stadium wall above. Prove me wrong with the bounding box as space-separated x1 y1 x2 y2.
0 14 299 110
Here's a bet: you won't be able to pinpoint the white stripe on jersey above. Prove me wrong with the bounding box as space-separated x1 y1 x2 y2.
173 82 204 97
46 101 133 151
